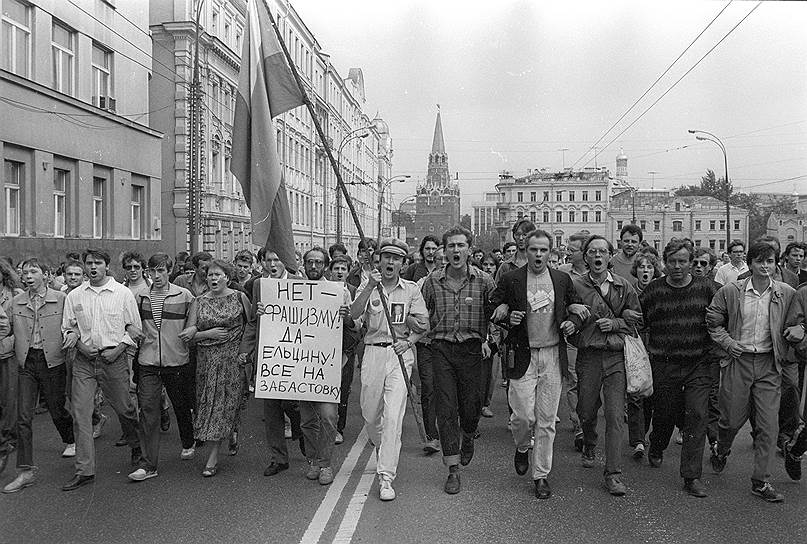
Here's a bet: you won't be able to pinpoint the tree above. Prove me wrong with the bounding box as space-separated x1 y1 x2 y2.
460 214 472 231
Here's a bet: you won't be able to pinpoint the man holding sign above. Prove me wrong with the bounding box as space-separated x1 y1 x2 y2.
351 239 429 502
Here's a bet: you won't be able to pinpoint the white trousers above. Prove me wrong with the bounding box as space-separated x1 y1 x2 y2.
360 345 414 481
508 345 562 479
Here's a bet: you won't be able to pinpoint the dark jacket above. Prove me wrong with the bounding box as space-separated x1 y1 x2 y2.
572 272 641 352
490 266 582 379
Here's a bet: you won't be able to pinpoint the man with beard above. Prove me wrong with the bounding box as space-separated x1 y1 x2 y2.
401 235 442 453
640 239 717 497
490 229 584 499
496 220 534 282
422 227 496 495
351 239 428 501
572 235 641 496
241 247 304 475
610 225 642 280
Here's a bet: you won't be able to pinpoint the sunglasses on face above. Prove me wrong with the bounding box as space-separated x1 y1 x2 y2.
693 260 710 266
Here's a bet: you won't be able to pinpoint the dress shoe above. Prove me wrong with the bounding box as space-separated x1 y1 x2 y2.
648 453 663 468
604 474 626 496
581 445 596 468
160 409 171 432
62 474 94 491
683 478 707 498
114 434 127 447
3 469 36 493
710 447 729 473
534 478 551 499
444 472 460 494
460 436 474 466
263 462 289 476
784 442 802 481
514 449 529 475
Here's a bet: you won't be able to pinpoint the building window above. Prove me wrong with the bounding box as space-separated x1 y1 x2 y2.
92 44 113 107
695 220 701 231
543 191 549 202
673 220 682 232
556 211 562 223
675 202 681 211
543 211 549 223
556 192 562 202
734 220 740 230
92 177 104 238
582 211 588 223
530 211 536 222
654 220 660 231
1 0 30 77
224 19 231 43
695 239 701 247
719 220 726 230
569 191 575 202
569 210 575 222
582 191 588 201
211 9 218 33
131 185 143 239
517 191 523 202
52 21 75 95
555 235 562 248
4 159 22 236
54 168 68 237
709 240 716 250
617 220 623 230
719 239 726 251
595 190 602 201
595 211 601 222
530 191 536 202
654 240 660 250
709 220 716 230
517 211 523 220
640 220 646 230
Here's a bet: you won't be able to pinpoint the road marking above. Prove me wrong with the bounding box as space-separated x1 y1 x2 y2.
299 427 369 544
331 453 377 544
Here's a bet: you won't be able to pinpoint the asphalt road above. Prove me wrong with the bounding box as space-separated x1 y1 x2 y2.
1 370 804 544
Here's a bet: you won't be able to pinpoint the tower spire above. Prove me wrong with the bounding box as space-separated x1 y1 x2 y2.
431 108 446 155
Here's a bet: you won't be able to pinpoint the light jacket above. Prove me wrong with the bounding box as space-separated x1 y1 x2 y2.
706 277 795 371
784 283 807 360
137 284 195 367
0 287 21 359
11 288 67 368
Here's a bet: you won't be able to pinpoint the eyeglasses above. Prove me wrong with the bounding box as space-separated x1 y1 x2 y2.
123 264 142 270
586 249 609 256
692 260 710 266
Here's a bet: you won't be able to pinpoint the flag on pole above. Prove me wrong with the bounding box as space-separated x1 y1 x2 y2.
232 0 304 272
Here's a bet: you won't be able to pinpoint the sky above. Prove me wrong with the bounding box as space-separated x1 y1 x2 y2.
293 0 807 213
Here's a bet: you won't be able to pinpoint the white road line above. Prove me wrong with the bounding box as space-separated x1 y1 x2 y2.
331 453 377 544
298 427 369 544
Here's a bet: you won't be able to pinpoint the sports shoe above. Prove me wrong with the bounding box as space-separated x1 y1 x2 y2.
423 438 440 454
632 443 645 460
444 472 460 494
318 466 334 485
180 447 196 460
710 447 729 473
683 478 707 498
481 406 494 418
581 445 595 468
128 468 158 482
784 442 802 481
334 432 344 445
62 443 76 458
379 475 396 501
604 474 627 496
751 481 784 503
2 469 36 494
534 478 551 499
305 460 320 480
92 413 108 439
264 462 289 476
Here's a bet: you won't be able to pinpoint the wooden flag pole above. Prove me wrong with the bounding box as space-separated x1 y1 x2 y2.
262 0 427 443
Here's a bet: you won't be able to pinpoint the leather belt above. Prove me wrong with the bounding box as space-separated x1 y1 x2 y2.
366 342 392 348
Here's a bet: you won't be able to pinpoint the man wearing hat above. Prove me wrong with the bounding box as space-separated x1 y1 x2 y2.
350 238 429 502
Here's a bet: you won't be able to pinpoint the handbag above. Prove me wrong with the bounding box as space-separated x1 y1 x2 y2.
591 285 653 397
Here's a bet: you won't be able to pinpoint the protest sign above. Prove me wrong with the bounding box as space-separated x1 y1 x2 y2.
255 278 344 402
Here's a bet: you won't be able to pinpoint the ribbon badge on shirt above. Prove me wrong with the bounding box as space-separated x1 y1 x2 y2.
527 289 551 313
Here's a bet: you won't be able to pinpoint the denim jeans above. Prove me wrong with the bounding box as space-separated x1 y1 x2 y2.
137 364 195 471
72 351 142 476
706 362 721 445
576 348 626 475
416 343 439 440
778 361 802 445
0 355 18 454
432 339 482 467
564 346 580 429
300 400 337 469
16 350 74 468
264 398 301 465
648 359 711 479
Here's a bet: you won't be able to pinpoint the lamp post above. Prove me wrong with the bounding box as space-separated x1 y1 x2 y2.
377 175 410 244
336 128 370 245
689 129 730 248
394 194 418 240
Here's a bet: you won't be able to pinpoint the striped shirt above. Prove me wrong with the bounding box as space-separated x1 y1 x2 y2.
150 288 169 330
421 264 496 343
62 277 141 349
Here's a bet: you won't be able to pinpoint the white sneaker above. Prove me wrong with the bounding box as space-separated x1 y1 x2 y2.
180 447 196 460
379 476 396 501
284 422 293 439
334 432 344 445
62 443 76 458
128 468 158 482
92 414 108 439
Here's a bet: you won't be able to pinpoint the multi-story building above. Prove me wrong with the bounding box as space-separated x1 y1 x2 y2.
406 110 460 248
609 191 749 253
471 191 500 236
150 0 392 259
492 167 611 248
1 0 162 263
767 213 807 244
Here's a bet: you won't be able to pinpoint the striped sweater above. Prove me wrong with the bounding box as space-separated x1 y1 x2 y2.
639 276 717 362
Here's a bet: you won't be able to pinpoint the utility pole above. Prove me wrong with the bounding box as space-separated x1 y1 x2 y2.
188 0 205 254
558 147 568 170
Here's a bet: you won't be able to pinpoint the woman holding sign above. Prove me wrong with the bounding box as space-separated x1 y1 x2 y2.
181 260 252 477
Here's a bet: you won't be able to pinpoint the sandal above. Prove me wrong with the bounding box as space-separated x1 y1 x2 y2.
202 466 218 477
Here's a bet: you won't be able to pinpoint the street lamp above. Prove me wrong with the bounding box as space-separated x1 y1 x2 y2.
688 129 731 248
336 128 370 244
394 194 418 240
377 175 410 244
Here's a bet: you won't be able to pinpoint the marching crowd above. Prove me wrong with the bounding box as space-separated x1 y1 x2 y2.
0 220 806 506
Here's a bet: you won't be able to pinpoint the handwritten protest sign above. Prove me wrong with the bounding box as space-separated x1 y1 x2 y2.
255 279 344 403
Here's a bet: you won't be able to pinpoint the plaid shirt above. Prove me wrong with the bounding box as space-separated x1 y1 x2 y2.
421 264 496 343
